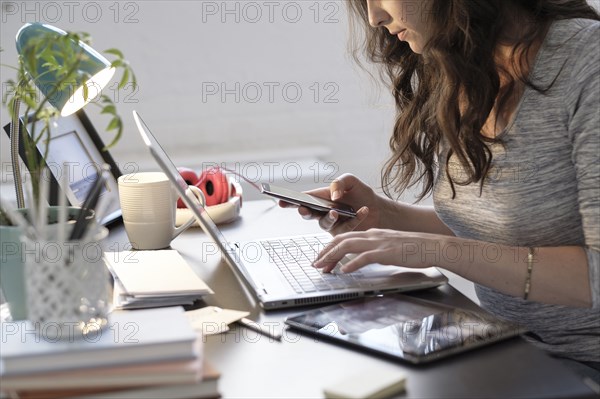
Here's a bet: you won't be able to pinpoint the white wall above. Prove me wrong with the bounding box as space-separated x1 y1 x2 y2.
2 0 599 203
0 0 395 201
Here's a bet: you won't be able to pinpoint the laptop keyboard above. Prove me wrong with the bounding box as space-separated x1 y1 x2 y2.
260 235 367 293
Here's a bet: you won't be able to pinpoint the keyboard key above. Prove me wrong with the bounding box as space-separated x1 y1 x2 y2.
262 236 370 294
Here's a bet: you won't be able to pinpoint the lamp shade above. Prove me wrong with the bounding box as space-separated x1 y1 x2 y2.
15 23 115 116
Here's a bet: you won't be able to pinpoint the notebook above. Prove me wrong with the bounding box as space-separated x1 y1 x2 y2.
105 249 214 309
0 307 198 375
8 361 219 399
133 110 448 310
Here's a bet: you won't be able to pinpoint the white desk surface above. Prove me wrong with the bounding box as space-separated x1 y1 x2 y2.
107 200 595 399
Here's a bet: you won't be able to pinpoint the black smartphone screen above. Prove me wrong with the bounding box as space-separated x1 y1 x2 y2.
260 183 357 218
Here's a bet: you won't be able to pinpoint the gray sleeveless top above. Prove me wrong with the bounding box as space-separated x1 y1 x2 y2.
433 18 600 362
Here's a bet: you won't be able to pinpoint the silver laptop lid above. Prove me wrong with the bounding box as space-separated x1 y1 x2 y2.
133 110 448 310
132 110 258 289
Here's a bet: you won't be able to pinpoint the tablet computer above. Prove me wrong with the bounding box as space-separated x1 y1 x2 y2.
285 294 523 364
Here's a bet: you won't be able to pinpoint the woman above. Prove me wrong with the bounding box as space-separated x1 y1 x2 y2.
287 0 600 383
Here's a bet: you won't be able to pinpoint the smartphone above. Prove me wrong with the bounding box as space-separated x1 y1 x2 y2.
260 183 357 218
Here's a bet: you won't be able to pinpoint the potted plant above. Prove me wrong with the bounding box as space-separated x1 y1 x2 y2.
0 22 136 321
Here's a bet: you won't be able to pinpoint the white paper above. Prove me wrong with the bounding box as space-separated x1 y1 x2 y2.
186 306 250 335
105 250 213 296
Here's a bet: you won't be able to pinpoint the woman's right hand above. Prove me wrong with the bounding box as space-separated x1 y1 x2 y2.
279 174 383 236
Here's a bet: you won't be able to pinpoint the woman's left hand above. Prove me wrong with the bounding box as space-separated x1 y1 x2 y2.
313 228 443 273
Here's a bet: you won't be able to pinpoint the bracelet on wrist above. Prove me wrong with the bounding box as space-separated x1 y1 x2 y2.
523 247 536 300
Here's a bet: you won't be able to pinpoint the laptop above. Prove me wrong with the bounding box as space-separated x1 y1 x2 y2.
133 111 448 309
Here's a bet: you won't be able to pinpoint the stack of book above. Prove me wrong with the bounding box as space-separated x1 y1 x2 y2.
0 307 220 399
104 250 214 309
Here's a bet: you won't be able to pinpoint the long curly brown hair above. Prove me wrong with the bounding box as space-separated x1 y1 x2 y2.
346 0 599 200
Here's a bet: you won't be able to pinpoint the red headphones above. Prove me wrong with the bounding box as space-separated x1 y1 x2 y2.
176 166 240 208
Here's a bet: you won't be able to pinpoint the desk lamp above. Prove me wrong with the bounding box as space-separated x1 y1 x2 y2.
9 22 116 208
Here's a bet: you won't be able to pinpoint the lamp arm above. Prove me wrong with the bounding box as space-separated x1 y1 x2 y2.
10 96 25 209
10 59 82 210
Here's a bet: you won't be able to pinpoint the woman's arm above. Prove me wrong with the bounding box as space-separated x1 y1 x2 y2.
314 230 594 308
384 201 455 236
443 238 592 308
293 173 455 236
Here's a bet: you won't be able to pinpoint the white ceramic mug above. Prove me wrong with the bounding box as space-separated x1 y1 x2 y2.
118 172 196 250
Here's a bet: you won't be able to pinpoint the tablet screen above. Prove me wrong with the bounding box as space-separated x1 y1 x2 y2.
285 294 522 364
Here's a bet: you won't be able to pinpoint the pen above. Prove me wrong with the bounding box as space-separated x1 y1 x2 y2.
236 317 282 341
37 172 49 239
69 164 110 241
57 162 69 246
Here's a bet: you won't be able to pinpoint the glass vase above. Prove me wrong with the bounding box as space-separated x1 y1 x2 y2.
22 224 111 341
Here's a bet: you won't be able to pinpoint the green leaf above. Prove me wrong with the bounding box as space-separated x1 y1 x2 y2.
78 32 92 45
104 126 122 149
130 71 138 90
104 48 124 59
106 117 120 131
82 82 89 101
119 68 130 90
22 95 37 110
101 105 116 115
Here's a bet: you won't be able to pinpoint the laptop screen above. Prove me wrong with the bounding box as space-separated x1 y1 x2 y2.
132 111 256 287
